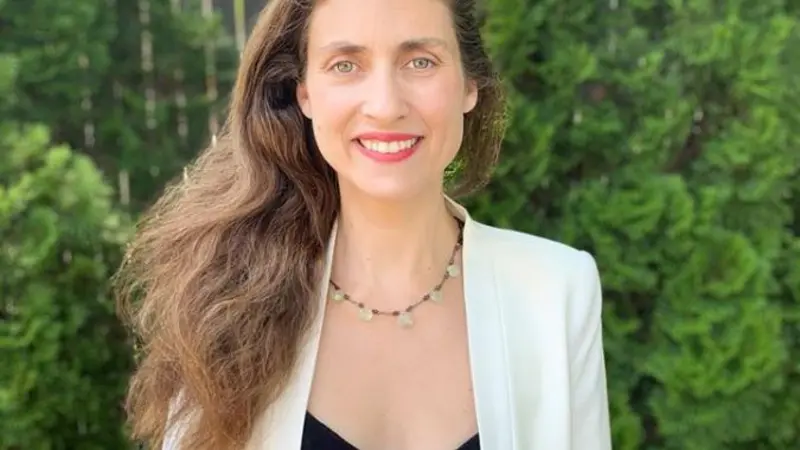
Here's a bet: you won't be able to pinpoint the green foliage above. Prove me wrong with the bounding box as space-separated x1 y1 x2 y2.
0 122 134 450
0 46 134 449
0 1 239 447
475 0 800 448
0 0 238 211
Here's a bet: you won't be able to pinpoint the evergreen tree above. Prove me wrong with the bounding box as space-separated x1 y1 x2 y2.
0 0 238 211
0 53 134 449
475 0 800 448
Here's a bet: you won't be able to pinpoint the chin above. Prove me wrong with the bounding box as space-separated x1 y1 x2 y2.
345 177 436 203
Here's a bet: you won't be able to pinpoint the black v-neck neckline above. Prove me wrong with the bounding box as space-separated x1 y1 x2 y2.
302 411 480 450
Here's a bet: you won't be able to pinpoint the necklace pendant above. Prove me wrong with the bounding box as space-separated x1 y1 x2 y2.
397 311 414 328
358 307 374 322
446 264 461 277
429 289 443 303
331 289 345 302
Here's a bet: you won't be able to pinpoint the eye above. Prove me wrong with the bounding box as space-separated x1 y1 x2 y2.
409 57 435 70
332 60 356 73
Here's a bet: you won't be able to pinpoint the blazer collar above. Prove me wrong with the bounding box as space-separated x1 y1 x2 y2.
247 196 513 449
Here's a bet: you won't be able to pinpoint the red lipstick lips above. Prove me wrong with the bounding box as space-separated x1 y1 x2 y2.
354 132 422 163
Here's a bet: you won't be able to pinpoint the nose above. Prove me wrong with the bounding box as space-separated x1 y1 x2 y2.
360 69 409 122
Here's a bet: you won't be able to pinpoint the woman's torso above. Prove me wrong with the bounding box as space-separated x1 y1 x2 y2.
231 206 611 450
304 248 478 450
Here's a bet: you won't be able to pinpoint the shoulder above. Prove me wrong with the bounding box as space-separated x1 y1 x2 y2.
468 219 598 279
466 219 602 328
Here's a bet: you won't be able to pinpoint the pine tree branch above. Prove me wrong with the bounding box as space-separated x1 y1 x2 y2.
664 108 709 173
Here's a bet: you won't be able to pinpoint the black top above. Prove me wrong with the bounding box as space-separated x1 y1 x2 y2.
301 412 480 450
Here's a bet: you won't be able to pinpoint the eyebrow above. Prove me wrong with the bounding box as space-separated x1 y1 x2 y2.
319 37 450 55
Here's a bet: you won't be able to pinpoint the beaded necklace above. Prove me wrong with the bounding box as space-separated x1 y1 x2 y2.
327 222 463 329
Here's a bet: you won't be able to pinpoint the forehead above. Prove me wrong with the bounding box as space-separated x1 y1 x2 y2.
307 0 455 49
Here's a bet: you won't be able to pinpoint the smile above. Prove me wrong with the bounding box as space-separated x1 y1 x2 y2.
354 136 423 163
357 137 421 154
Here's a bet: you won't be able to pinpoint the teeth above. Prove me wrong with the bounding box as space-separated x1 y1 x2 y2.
359 137 419 153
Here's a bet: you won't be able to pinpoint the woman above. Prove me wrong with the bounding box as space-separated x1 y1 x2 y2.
116 0 612 448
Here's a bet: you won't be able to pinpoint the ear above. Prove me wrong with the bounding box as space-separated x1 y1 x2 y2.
296 81 312 118
463 78 478 114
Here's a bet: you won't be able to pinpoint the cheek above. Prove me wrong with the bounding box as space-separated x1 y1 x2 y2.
307 87 357 148
308 82 356 125
414 80 467 132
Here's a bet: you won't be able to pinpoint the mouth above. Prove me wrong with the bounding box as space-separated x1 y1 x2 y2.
356 137 423 154
353 136 423 163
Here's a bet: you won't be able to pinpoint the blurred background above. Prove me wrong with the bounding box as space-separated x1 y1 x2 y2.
1 0 799 449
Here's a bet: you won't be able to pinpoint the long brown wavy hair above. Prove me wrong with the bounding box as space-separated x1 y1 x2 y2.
115 0 506 448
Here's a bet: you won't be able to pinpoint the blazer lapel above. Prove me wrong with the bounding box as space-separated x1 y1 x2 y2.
446 197 515 450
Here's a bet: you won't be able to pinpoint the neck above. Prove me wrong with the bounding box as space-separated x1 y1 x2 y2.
332 186 460 291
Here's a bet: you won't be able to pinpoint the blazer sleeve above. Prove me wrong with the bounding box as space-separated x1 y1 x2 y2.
569 251 612 449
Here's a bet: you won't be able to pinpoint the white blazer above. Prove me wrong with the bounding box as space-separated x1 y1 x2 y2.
166 197 613 450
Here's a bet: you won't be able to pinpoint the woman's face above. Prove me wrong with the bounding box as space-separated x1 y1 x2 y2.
297 0 478 202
